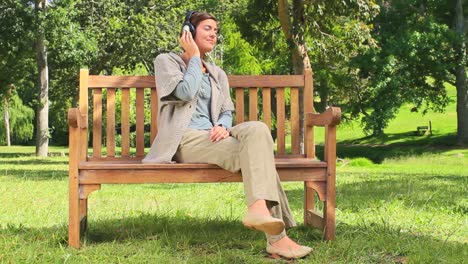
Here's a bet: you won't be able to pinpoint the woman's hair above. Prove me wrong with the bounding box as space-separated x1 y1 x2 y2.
189 11 218 28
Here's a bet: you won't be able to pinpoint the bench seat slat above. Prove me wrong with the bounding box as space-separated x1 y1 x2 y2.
79 167 326 184
79 159 326 169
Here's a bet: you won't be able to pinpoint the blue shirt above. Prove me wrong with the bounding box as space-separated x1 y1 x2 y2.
173 56 232 130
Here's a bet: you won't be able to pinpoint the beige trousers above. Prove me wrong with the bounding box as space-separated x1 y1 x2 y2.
174 121 296 242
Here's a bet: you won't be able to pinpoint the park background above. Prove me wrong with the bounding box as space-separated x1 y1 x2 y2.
0 0 467 263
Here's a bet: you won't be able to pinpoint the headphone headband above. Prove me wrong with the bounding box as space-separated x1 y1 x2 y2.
184 10 195 24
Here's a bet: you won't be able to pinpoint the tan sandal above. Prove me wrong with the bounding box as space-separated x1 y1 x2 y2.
266 243 312 259
242 213 285 235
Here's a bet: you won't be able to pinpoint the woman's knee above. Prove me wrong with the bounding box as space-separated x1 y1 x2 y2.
244 121 270 135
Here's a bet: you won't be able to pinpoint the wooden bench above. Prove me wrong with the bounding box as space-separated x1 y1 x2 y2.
68 68 341 248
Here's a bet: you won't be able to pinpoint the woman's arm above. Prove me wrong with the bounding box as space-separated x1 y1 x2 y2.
216 111 232 129
172 56 203 101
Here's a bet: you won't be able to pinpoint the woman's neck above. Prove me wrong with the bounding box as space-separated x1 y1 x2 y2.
181 52 206 72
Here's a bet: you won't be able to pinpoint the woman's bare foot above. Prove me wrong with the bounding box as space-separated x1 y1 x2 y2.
270 235 302 250
247 199 270 216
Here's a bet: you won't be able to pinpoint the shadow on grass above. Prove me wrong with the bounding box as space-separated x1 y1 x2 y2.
1 169 68 180
0 153 38 158
313 133 461 163
2 212 464 263
340 132 458 146
0 159 68 165
285 174 467 217
0 152 68 159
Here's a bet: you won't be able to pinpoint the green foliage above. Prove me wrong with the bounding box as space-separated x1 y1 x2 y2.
345 0 456 135
0 92 35 145
348 157 374 167
1 0 464 143
220 17 263 75
233 0 292 74
0 1 35 97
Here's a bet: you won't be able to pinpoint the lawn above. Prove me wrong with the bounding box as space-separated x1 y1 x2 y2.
1 144 466 263
1 84 467 263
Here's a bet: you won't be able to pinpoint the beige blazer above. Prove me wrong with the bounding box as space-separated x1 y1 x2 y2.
142 53 235 163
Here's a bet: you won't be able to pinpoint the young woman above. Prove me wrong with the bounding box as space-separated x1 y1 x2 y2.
142 11 312 259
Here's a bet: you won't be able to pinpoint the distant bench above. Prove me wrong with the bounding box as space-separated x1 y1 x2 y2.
416 121 432 136
67 68 341 248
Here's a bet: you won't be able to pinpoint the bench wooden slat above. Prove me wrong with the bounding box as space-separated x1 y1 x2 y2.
88 76 155 88
79 158 326 169
79 69 89 161
150 88 158 143
262 88 271 129
228 75 304 87
249 88 258 121
121 88 130 157
79 168 326 184
291 87 300 154
276 88 286 155
235 88 244 124
86 154 306 162
136 88 145 157
304 69 315 158
106 88 116 157
88 75 304 89
92 89 102 158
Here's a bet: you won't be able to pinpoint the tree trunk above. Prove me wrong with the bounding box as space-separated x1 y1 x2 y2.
4 98 10 147
35 0 49 157
278 0 312 154
454 0 467 145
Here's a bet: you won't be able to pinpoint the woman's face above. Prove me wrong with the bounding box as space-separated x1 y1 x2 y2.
194 19 218 54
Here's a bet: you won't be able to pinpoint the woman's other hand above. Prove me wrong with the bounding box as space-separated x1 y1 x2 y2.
179 31 200 58
210 125 229 142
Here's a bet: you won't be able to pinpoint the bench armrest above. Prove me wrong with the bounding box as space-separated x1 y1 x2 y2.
68 108 88 128
305 107 341 127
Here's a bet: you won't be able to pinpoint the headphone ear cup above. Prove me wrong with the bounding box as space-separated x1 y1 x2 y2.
188 23 196 38
182 11 196 38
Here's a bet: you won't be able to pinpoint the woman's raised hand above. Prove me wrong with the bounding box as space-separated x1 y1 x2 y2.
179 31 200 58
210 125 230 142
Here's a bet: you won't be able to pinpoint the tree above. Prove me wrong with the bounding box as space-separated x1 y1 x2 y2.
35 0 49 156
234 0 378 145
454 0 467 144
348 0 466 136
0 0 36 146
2 87 12 146
0 87 35 146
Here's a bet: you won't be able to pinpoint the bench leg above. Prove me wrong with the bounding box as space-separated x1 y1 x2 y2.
69 183 80 248
80 198 88 234
323 200 336 240
79 184 101 235
304 182 316 220
304 182 326 231
323 175 336 240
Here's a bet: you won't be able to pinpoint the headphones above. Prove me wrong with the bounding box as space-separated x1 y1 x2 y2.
181 11 196 38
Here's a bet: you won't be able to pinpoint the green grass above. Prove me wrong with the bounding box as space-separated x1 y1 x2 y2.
1 84 466 263
1 144 466 263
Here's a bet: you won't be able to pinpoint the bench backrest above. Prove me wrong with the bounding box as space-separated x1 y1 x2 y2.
79 69 315 161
